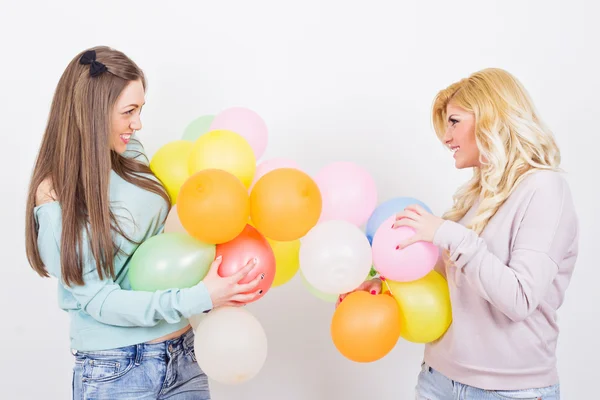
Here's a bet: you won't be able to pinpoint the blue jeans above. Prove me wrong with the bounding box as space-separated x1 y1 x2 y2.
416 362 560 399
72 328 210 399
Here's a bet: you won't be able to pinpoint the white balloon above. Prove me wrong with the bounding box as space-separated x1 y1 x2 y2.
188 313 204 331
193 307 268 385
299 220 373 294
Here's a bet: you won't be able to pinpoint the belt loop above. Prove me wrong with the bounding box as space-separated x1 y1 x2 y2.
134 344 143 366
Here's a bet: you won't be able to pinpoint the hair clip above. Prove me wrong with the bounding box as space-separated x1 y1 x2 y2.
79 50 107 77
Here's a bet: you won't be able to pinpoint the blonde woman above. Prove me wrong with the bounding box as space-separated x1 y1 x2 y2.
25 46 264 399
341 68 578 399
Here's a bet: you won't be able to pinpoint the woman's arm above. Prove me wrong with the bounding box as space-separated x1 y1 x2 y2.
35 202 213 328
433 174 578 322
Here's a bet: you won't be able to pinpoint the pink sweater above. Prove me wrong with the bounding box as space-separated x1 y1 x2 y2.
425 170 579 390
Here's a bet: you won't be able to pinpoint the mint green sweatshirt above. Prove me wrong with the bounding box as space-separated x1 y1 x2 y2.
33 138 213 351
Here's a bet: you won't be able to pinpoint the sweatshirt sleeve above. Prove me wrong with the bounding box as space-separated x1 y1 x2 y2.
433 173 578 322
35 202 213 327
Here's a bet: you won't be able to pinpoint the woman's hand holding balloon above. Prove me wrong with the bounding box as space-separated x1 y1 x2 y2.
203 256 264 308
335 278 383 308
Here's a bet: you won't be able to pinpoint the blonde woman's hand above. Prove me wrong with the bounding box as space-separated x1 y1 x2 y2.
202 255 264 308
393 204 445 248
335 278 383 308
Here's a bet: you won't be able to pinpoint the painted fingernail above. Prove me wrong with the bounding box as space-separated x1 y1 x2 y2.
259 290 263 294
395 245 401 250
370 290 376 295
260 273 265 279
380 276 386 281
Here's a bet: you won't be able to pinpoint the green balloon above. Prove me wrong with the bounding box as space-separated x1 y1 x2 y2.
182 115 215 142
300 271 338 303
128 232 215 291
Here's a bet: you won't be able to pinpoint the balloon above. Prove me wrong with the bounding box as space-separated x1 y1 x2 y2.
188 130 256 188
383 270 452 343
268 237 300 287
300 271 338 302
215 224 276 301
163 205 186 234
250 157 300 191
209 107 268 159
128 232 215 291
371 215 439 282
315 162 377 227
250 168 322 241
149 140 193 204
177 169 249 244
299 220 373 294
194 306 268 385
330 291 401 362
182 115 215 142
365 197 432 244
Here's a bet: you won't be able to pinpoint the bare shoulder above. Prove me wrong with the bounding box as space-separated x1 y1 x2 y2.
35 177 58 206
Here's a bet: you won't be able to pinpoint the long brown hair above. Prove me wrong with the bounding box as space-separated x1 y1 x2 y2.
25 46 170 286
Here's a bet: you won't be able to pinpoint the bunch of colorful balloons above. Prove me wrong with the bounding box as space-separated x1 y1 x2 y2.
127 106 325 385
324 196 453 363
126 105 453 383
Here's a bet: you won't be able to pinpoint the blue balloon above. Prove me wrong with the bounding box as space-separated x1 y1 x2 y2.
365 197 432 244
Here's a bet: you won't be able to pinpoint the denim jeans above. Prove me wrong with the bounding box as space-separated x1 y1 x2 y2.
72 328 210 399
416 362 560 400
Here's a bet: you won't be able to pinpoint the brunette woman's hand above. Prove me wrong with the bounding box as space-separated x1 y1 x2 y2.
202 255 264 308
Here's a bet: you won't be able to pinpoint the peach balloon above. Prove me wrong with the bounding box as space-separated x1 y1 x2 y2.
163 205 186 234
215 224 276 301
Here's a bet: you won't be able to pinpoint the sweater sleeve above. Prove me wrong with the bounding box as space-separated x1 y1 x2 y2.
433 173 578 322
35 203 213 327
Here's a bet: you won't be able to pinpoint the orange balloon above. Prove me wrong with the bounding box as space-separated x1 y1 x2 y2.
249 168 322 241
330 291 401 363
177 169 249 244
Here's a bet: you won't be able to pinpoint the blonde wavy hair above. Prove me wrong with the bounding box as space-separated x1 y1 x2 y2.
432 68 561 234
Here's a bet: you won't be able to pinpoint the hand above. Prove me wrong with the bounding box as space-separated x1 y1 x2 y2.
202 255 264 308
393 204 445 249
335 278 383 308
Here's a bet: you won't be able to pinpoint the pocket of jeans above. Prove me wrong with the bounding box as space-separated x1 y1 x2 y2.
185 346 197 363
183 331 197 362
81 356 135 383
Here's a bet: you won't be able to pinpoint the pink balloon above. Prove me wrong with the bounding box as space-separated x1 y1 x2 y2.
250 158 300 190
314 161 377 227
371 215 439 282
209 107 268 159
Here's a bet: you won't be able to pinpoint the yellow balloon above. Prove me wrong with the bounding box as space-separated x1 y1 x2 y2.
268 238 300 287
150 140 193 204
247 219 299 287
383 270 452 343
188 130 256 188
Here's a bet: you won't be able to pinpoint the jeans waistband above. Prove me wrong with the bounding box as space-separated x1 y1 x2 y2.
73 327 194 362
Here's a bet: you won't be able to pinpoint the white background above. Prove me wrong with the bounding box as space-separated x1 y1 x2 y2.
1 0 598 398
